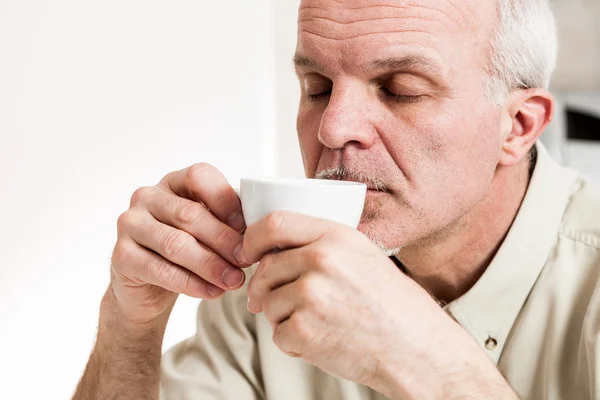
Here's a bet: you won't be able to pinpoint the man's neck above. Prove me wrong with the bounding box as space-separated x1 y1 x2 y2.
396 158 533 304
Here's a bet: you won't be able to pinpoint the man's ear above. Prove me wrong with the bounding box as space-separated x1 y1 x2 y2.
499 89 554 167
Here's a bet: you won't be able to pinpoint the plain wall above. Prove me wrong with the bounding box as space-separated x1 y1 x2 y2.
0 1 276 399
273 0 304 178
551 0 600 91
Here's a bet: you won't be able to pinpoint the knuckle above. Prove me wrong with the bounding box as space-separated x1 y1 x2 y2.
161 230 189 257
197 251 224 279
211 187 230 206
211 225 232 246
116 211 134 234
153 259 183 290
202 251 219 266
180 272 194 295
176 202 206 225
296 277 327 317
288 313 312 343
139 255 158 282
272 330 301 358
297 276 318 298
130 186 153 207
186 162 214 183
112 239 136 273
309 247 333 271
265 211 286 238
306 294 324 313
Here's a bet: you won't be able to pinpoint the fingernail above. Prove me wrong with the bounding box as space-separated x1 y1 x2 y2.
221 267 245 289
234 244 246 265
227 212 246 233
208 285 224 298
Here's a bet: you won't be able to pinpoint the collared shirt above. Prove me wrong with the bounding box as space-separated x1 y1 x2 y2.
161 143 600 399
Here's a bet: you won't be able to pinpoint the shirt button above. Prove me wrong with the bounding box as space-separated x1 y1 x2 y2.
485 337 498 350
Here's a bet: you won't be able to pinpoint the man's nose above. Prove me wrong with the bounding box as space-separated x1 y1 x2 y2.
317 84 378 150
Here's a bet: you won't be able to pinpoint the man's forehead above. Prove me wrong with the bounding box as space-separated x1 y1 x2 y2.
296 0 494 76
298 0 483 32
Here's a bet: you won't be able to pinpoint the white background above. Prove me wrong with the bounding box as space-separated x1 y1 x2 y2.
0 1 300 399
0 1 598 399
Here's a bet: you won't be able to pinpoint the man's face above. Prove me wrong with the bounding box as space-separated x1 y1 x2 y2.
296 0 505 251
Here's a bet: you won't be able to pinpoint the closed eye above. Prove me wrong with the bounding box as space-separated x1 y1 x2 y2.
306 88 424 103
307 91 332 102
379 87 424 103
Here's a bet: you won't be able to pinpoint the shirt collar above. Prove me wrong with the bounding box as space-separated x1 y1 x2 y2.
445 142 574 364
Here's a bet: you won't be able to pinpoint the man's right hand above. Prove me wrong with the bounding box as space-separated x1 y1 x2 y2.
110 162 249 327
73 163 248 399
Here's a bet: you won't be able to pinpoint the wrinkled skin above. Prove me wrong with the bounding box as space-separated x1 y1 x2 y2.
295 0 503 251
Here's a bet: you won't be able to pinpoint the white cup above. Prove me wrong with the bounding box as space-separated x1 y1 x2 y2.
238 178 367 228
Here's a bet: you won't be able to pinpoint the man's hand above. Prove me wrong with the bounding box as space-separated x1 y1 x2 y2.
111 163 251 327
238 211 518 400
73 163 251 400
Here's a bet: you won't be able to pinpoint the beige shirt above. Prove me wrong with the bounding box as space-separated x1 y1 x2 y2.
161 143 600 399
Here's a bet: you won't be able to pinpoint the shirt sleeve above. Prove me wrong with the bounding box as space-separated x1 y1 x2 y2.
160 276 264 400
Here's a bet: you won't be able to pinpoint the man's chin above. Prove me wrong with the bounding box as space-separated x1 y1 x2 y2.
357 218 403 257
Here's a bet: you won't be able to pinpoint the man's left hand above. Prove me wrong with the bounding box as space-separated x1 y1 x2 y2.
236 211 517 399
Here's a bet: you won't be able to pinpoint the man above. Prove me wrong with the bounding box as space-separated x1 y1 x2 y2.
73 0 600 399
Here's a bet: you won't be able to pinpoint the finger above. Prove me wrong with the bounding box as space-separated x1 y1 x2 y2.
272 311 317 359
113 236 225 299
119 209 246 291
261 283 299 327
239 211 338 265
132 186 247 268
158 163 245 232
247 249 303 314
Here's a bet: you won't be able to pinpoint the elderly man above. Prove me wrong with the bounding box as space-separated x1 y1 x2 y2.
73 0 600 399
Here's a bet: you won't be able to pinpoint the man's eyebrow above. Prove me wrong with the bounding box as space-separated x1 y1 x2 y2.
367 56 444 75
293 53 326 74
293 53 446 80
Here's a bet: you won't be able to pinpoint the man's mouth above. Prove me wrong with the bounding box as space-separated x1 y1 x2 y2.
315 167 390 193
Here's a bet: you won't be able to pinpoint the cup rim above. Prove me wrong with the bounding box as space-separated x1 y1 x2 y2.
240 177 366 188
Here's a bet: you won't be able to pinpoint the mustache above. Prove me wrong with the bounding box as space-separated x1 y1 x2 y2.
315 167 389 192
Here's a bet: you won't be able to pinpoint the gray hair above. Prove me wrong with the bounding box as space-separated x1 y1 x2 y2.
486 0 558 105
